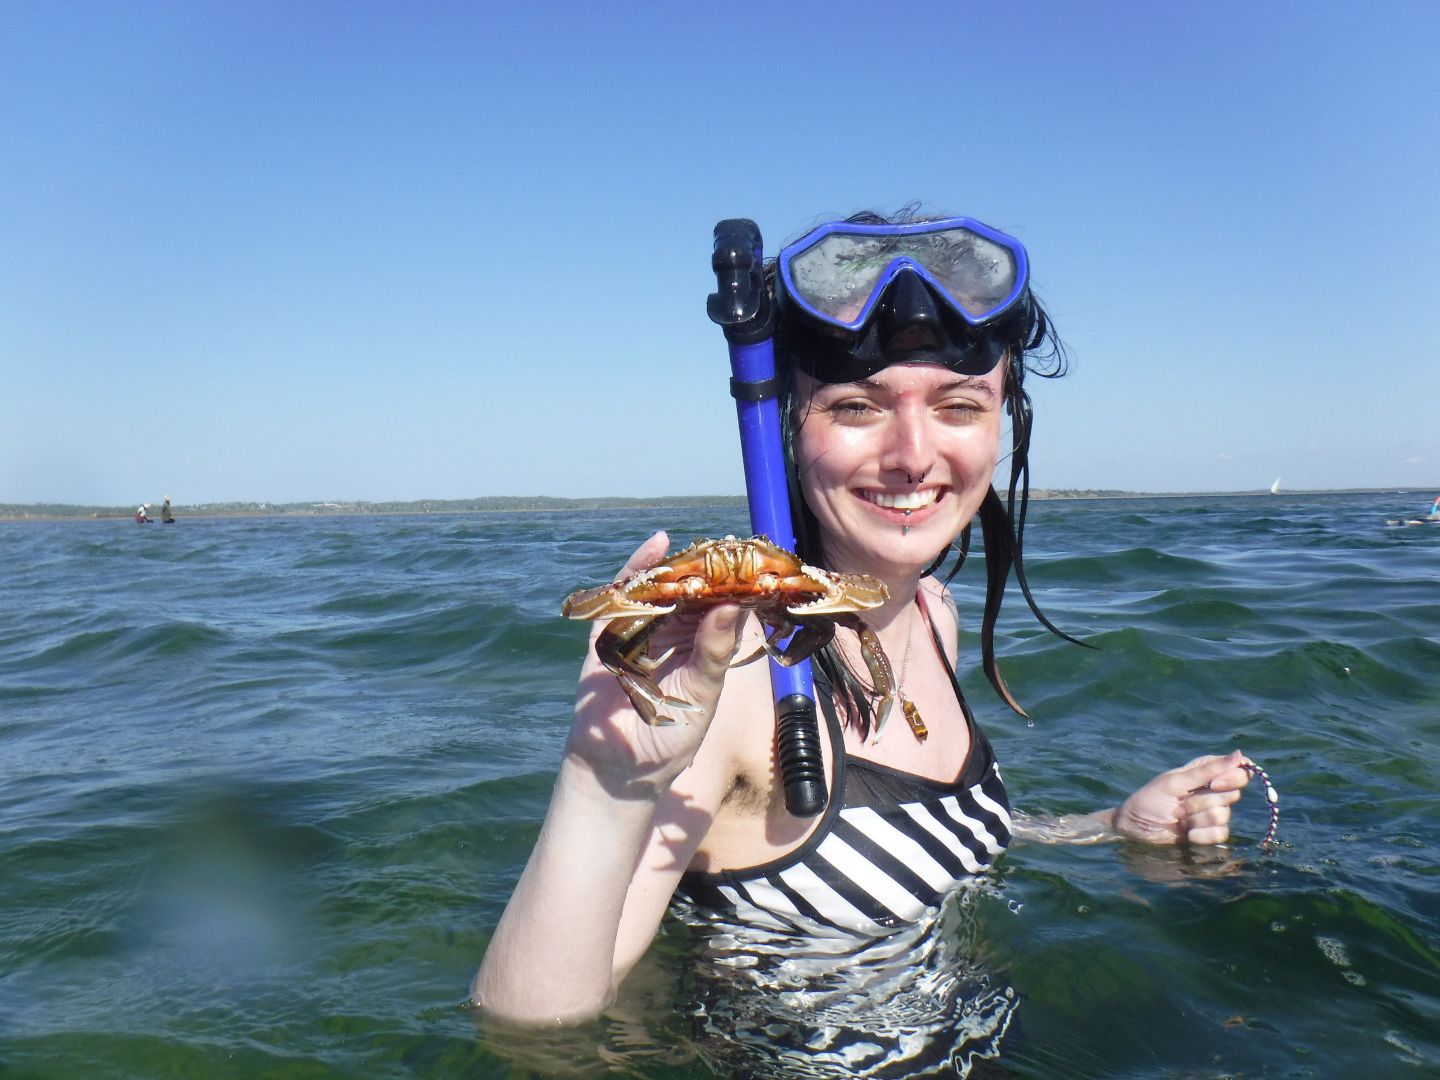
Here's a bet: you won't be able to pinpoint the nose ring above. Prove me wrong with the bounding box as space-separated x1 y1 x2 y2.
906 470 928 485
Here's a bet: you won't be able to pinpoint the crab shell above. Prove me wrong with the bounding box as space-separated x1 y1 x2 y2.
562 536 897 730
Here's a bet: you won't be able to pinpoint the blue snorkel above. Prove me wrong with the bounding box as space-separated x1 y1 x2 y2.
708 219 827 817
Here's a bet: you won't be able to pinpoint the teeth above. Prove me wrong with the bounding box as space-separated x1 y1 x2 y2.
866 489 937 511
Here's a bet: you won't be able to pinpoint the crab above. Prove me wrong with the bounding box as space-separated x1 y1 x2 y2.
562 535 898 729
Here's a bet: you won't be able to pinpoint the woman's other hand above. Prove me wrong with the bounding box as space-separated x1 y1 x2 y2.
1113 750 1252 845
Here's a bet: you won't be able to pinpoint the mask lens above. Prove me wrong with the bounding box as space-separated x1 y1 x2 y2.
786 233 893 327
781 219 1026 330
909 229 1019 319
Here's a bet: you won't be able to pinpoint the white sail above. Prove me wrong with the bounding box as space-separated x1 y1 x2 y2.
1270 477 1281 495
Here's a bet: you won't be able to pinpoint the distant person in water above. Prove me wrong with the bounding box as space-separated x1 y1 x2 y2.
1428 495 1440 521
135 504 149 524
161 497 174 523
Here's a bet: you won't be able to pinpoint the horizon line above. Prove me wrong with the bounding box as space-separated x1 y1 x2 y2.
3 485 1434 520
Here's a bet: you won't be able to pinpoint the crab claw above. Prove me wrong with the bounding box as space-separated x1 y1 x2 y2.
786 565 888 616
562 583 676 621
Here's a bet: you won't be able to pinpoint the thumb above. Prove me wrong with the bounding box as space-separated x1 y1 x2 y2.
691 606 745 686
616 530 670 580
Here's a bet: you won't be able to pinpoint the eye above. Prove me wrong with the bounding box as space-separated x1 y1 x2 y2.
828 397 879 418
937 397 992 424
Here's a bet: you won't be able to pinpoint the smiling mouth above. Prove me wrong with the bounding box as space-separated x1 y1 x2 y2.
861 488 941 511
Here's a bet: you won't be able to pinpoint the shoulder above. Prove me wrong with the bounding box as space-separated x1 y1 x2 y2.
922 575 959 622
919 575 960 661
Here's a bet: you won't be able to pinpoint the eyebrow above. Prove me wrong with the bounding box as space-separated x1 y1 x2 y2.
844 374 999 399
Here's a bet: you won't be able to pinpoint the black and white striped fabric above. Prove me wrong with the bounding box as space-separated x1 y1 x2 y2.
672 613 1018 1076
678 704 1011 937
672 649 1018 1077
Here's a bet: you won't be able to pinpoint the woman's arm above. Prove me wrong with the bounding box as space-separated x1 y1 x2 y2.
931 574 1252 845
1013 751 1252 846
471 533 745 1025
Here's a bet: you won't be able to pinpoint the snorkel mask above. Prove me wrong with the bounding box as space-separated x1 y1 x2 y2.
775 217 1031 383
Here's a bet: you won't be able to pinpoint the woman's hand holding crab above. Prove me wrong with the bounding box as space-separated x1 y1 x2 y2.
565 532 746 796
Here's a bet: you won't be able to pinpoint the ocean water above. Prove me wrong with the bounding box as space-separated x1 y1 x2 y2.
1 493 1437 1078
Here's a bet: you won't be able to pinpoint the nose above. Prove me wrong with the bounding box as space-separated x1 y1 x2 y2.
878 399 936 485
876 269 946 354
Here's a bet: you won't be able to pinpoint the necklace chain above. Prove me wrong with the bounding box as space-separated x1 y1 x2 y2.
898 613 914 685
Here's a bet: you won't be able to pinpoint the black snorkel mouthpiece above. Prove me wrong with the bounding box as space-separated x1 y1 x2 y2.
708 220 773 344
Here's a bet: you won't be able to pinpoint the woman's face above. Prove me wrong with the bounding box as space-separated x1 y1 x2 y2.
793 361 1006 578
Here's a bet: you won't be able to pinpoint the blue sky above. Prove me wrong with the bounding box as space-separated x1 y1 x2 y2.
3 1 1437 504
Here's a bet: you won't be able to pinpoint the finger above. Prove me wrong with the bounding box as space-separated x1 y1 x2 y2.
1182 788 1242 816
615 531 670 581
1172 750 1249 794
691 606 745 684
1182 797 1236 827
1199 752 1254 794
1186 821 1231 846
635 607 741 727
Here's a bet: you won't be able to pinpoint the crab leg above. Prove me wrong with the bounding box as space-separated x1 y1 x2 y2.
727 618 799 669
753 616 897 738
765 620 836 667
828 613 897 740
595 617 702 726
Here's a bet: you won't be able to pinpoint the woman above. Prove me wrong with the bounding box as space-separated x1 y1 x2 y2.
473 212 1252 1058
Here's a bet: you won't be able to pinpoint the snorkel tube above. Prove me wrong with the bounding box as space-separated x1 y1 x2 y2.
707 219 826 817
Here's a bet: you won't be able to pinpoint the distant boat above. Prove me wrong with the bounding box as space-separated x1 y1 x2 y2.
1270 477 1281 495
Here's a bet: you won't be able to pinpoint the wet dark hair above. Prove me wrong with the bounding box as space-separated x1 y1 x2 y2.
774 207 1080 734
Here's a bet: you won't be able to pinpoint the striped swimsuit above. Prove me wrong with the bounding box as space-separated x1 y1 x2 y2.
672 631 1017 1078
677 638 1012 936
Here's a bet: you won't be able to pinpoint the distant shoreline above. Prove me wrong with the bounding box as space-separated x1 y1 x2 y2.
2 488 1432 523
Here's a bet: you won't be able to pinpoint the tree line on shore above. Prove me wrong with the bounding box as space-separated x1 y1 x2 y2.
1 495 751 520
6 487 1415 521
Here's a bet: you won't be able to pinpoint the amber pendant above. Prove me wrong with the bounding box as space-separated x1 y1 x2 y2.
901 695 928 741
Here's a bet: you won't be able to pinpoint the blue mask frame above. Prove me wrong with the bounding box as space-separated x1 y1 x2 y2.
777 217 1030 334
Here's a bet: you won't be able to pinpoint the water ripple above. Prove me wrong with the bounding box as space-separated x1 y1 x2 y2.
1 495 1437 1076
